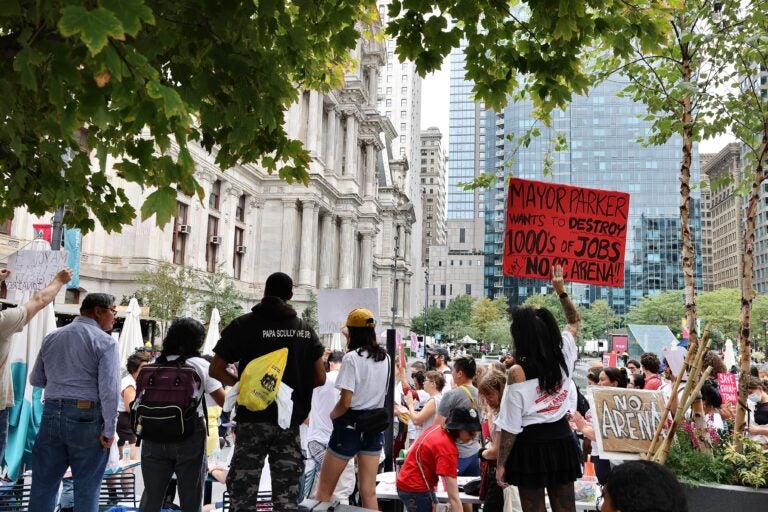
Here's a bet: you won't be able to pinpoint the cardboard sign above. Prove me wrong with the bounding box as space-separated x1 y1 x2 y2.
316 288 380 334
587 387 666 460
717 373 738 404
612 335 628 354
503 178 630 286
6 250 68 291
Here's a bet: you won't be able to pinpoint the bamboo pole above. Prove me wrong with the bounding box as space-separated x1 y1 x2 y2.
645 330 710 459
647 331 711 464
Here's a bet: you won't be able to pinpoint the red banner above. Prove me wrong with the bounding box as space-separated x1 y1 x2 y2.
602 352 617 367
503 178 630 287
32 223 52 243
717 373 738 404
612 335 628 354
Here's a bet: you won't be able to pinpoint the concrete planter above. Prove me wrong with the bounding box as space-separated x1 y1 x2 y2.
683 482 768 509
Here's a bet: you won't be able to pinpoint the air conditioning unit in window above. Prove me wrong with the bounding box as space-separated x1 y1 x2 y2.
177 224 191 234
236 245 247 254
209 235 222 245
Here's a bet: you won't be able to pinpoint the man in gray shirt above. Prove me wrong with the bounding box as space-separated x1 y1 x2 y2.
28 293 120 512
434 356 480 477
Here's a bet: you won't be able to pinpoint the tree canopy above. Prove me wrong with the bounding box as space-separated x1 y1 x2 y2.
1 0 374 231
2 0 673 232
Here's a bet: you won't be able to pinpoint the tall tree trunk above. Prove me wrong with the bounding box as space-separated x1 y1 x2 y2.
734 122 768 451
679 45 698 360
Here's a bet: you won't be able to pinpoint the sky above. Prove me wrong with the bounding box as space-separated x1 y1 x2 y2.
419 60 734 156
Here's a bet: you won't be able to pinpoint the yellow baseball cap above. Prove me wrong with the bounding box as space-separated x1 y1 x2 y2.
341 308 376 329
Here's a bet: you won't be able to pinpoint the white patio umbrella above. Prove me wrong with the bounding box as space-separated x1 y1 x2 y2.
723 339 737 371
118 297 143 369
202 307 221 355
6 239 59 479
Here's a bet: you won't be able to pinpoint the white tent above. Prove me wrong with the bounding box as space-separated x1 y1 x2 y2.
459 335 478 345
118 297 143 368
203 307 221 355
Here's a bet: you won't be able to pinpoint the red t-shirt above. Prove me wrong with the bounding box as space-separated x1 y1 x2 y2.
396 425 458 492
644 374 662 391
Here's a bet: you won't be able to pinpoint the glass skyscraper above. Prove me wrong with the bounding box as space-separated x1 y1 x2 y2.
484 78 703 314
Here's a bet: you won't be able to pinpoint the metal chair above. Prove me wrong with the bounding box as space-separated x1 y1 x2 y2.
221 490 272 511
0 479 31 511
98 472 136 511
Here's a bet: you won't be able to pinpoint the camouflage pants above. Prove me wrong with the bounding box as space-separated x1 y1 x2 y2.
227 422 303 512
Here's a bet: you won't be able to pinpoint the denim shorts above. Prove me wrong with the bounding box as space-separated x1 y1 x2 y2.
327 410 384 460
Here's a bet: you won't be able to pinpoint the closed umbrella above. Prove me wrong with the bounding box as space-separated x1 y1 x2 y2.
118 297 143 370
203 307 221 355
6 239 59 479
723 339 737 371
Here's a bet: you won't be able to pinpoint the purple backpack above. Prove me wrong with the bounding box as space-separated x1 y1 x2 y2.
131 356 203 443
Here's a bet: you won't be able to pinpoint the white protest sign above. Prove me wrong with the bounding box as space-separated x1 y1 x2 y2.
317 288 380 334
587 387 666 460
6 250 68 291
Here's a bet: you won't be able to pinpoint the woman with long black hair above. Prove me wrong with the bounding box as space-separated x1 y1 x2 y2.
315 308 390 510
495 266 581 512
139 318 226 512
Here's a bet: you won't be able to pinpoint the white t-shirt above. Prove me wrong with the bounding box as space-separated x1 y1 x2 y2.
440 368 454 389
336 350 389 410
495 331 578 435
117 374 136 413
307 369 340 445
166 356 223 417
407 390 432 440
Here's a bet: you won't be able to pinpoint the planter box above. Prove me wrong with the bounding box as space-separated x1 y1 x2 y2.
683 482 768 509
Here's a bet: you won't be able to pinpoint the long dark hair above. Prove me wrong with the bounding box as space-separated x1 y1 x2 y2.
509 306 568 394
161 317 205 359
602 367 629 388
347 326 387 362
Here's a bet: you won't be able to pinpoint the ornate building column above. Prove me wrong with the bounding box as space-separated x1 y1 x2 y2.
360 231 374 288
318 213 334 288
325 106 337 168
281 199 299 276
192 171 215 270
220 185 241 277
364 143 376 198
298 199 317 287
307 91 322 153
245 198 264 284
367 66 378 104
339 216 355 288
344 115 358 177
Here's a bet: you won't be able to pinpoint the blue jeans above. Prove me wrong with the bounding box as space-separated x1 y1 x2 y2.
0 407 8 465
397 489 434 512
29 399 108 512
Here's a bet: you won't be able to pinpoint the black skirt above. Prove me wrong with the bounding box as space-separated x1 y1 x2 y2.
504 416 582 489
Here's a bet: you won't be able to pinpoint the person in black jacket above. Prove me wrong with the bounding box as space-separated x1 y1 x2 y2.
209 272 326 512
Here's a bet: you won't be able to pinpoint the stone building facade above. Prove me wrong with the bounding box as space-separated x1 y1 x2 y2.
419 127 447 266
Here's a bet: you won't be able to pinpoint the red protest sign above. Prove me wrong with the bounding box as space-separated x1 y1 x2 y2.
717 373 738 404
503 178 630 287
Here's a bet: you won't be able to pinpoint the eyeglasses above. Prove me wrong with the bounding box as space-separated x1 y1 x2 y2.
102 306 117 315
627 366 637 370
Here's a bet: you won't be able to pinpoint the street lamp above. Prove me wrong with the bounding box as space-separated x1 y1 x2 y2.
391 227 400 329
424 269 430 343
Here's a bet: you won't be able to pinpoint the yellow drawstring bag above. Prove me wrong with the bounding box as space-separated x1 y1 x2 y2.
237 348 288 411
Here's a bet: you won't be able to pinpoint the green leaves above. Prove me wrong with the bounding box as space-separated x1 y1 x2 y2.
100 0 155 38
58 6 125 55
140 186 178 225
146 80 187 119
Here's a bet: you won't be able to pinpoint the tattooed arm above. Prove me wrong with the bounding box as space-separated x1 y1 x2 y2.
553 265 580 338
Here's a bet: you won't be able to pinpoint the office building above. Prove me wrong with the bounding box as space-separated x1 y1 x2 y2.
419 127 447 265
701 143 742 290
376 1 424 318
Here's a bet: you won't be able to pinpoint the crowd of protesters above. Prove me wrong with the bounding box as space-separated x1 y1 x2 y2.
12 263 765 512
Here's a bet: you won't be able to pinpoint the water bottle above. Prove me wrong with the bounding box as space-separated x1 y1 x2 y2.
123 445 131 462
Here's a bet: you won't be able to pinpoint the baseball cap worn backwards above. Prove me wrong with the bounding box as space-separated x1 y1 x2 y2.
445 407 482 432
341 308 376 329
